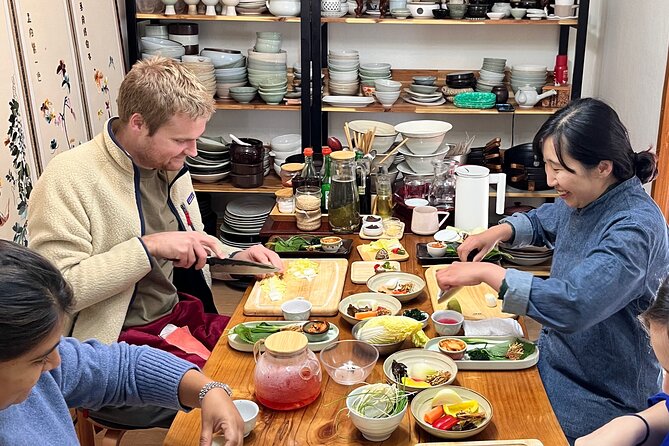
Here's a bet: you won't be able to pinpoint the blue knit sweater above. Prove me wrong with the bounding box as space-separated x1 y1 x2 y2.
502 177 669 439
0 338 196 445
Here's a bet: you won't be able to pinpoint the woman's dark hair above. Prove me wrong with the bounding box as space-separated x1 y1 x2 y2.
0 240 73 361
533 97 658 184
641 275 669 329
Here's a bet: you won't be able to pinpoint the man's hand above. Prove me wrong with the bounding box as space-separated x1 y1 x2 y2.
141 232 225 270
233 244 284 278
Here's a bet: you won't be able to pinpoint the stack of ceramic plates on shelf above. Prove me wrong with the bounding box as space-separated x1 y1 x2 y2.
526 8 547 20
181 55 216 97
359 63 391 89
248 33 288 91
499 243 554 266
476 57 506 92
402 77 445 106
510 64 547 93
394 120 453 176
214 65 248 99
188 136 231 183
236 0 268 15
262 146 271 176
219 196 274 249
140 37 185 60
328 49 360 96
201 48 246 69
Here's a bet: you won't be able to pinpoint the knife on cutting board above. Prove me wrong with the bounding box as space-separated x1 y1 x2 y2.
206 257 280 275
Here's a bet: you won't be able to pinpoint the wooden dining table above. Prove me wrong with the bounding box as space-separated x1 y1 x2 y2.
164 234 568 446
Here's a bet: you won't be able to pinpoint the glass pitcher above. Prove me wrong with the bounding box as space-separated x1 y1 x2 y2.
328 151 360 233
428 158 458 213
253 331 322 411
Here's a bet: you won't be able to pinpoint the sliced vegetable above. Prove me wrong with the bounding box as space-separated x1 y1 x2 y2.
431 388 463 407
444 400 479 416
355 310 380 320
401 377 430 388
403 308 427 321
348 383 408 419
432 414 460 431
356 316 427 347
423 405 445 424
267 236 320 252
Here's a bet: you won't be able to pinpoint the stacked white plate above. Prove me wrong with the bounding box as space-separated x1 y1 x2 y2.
359 63 392 89
526 8 547 20
328 49 360 96
181 55 216 97
236 0 268 15
510 64 547 94
248 49 288 88
477 57 506 92
402 87 445 106
499 243 554 266
141 37 185 60
322 95 374 107
219 196 275 248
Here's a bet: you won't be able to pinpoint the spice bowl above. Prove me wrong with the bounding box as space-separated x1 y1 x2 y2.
362 223 384 237
437 337 467 360
319 339 379 385
320 236 343 252
426 241 448 257
431 310 464 336
302 320 331 342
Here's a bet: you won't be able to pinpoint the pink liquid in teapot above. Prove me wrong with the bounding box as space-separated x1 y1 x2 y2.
255 368 322 411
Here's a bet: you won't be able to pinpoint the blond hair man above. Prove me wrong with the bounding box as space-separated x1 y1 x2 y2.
28 57 283 365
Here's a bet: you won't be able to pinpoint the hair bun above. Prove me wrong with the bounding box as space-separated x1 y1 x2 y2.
634 149 659 184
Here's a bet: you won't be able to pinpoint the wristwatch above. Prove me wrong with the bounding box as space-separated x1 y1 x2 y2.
198 382 233 404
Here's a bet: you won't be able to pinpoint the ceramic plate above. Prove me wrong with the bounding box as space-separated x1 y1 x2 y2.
411 386 493 439
323 95 375 107
366 271 426 303
338 292 402 325
383 348 457 392
227 320 340 352
226 196 275 218
424 336 539 370
403 96 447 106
396 161 433 176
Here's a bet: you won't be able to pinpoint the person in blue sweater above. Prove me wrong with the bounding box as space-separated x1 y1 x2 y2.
436 98 669 443
0 240 244 446
577 275 669 445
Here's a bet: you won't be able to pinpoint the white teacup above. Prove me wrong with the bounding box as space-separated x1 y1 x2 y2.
281 298 312 321
234 399 260 437
411 205 449 235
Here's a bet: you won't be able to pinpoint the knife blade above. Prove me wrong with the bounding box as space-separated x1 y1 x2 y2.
206 257 280 275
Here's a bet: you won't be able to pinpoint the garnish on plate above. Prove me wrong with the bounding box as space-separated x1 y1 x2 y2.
378 277 414 295
374 261 399 273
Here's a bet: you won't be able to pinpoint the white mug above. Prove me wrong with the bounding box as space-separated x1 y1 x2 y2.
411 205 449 235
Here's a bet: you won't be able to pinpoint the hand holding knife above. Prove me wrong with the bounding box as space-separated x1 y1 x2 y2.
437 248 480 301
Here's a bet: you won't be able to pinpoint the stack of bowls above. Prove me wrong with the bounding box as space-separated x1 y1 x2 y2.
348 120 398 155
219 196 275 249
445 71 476 89
254 31 282 53
140 37 185 60
499 243 553 266
144 24 168 39
258 77 288 105
229 86 258 104
328 49 360 96
267 0 300 17
321 0 347 17
181 55 216 97
510 64 547 93
373 79 402 109
236 0 268 14
188 136 231 183
200 48 246 69
270 133 302 173
359 63 391 89
215 66 248 99
526 7 546 19
394 120 453 174
403 78 443 106
248 33 287 92
476 57 506 92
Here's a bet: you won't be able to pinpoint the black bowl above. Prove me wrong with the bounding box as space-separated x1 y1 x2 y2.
283 153 324 171
446 71 476 81
433 8 449 18
467 4 489 17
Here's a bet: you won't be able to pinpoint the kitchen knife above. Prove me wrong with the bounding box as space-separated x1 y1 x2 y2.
206 257 280 275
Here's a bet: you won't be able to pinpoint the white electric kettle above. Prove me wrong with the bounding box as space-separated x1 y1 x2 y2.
454 165 506 231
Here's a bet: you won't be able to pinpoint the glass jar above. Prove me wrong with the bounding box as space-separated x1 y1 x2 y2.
403 174 430 199
275 188 295 214
295 186 322 231
375 171 393 219
428 159 458 213
279 162 304 187
253 331 322 411
329 151 360 233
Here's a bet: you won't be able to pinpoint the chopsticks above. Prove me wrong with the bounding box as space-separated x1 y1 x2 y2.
449 133 476 156
343 122 378 154
379 137 409 165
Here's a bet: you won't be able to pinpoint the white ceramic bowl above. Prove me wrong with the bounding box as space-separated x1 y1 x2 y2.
338 292 402 325
281 299 312 321
271 133 302 152
486 11 505 19
140 36 182 51
398 145 451 174
267 0 301 16
347 384 407 441
404 134 446 155
374 79 402 92
347 120 398 153
366 271 426 303
431 310 464 336
190 172 229 183
233 399 259 437
426 241 448 257
200 49 244 68
394 120 453 138
362 223 384 237
407 2 439 17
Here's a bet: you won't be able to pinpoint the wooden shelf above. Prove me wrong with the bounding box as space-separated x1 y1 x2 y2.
193 173 283 193
215 98 300 111
321 16 578 26
136 13 300 22
490 186 558 198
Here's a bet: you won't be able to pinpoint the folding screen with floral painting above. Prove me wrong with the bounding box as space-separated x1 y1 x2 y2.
0 2 38 245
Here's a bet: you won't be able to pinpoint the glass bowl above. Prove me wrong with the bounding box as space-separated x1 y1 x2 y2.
319 340 379 385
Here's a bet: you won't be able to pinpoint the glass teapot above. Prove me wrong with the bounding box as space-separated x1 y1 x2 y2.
253 331 322 411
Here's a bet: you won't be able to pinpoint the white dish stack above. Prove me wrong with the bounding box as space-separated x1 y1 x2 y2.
181 55 217 98
476 57 506 92
219 196 275 249
321 0 348 17
394 120 453 175
510 64 548 94
328 49 360 96
140 37 186 60
270 133 302 174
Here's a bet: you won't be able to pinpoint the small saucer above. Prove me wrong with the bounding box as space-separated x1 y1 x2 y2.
434 228 459 243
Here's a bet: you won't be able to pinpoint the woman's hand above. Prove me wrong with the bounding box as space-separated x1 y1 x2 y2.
436 262 506 292
457 224 513 262
199 388 244 446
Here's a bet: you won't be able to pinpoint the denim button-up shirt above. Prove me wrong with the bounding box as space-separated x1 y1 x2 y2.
501 176 669 439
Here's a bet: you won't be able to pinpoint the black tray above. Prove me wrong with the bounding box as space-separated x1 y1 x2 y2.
416 243 502 265
265 236 353 258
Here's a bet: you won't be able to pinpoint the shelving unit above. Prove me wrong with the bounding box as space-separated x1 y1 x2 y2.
136 13 301 22
192 174 283 193
321 17 578 25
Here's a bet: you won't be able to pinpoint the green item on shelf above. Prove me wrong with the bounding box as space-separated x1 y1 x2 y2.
453 92 497 109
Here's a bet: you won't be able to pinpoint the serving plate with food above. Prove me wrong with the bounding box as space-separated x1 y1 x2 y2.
265 235 353 258
416 242 505 265
383 349 457 392
227 320 340 352
366 271 425 303
424 336 539 370
411 386 493 439
359 215 406 240
357 238 410 262
338 292 402 325
350 260 401 284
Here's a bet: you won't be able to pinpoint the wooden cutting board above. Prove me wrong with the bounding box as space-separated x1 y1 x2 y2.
350 260 401 284
357 241 410 262
243 259 348 316
425 265 515 320
416 441 543 446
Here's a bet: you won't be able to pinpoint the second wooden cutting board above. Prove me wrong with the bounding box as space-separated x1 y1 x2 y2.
424 265 515 320
244 258 348 317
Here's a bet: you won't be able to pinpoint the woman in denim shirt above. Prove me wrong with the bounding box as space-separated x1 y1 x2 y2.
577 276 669 446
437 98 669 443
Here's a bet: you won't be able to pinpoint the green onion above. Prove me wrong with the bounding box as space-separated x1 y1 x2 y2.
349 384 408 419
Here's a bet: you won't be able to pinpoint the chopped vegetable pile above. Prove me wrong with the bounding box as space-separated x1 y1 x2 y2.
373 261 399 273
423 388 487 432
460 337 536 361
348 383 408 419
402 308 427 321
347 302 392 320
266 236 322 252
391 360 451 388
